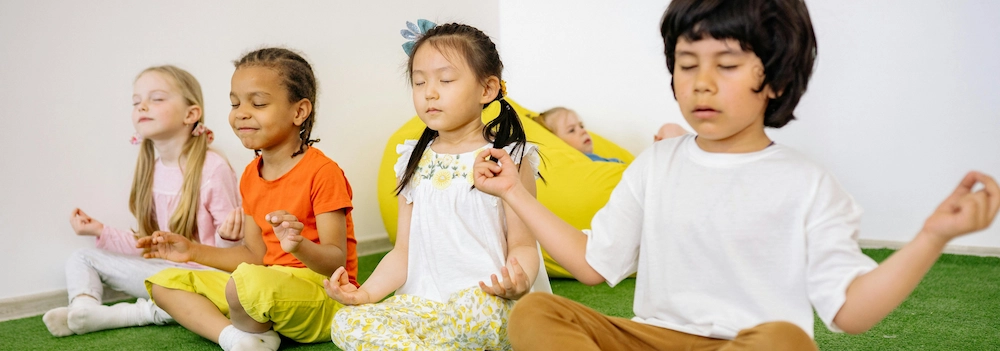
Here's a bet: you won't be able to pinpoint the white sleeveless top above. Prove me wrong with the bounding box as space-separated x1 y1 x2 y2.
394 139 552 302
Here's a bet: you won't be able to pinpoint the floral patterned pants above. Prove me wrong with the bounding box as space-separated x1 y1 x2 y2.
331 287 514 350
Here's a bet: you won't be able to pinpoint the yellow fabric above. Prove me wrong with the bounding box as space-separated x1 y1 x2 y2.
145 264 343 343
377 98 634 278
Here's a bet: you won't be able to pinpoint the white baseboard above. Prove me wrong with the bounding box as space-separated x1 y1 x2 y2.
1 237 394 323
357 234 392 256
859 239 1000 257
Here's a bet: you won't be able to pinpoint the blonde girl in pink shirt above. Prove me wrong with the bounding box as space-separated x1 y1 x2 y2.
43 65 242 337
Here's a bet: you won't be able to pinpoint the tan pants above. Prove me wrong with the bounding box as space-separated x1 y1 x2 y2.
508 293 818 351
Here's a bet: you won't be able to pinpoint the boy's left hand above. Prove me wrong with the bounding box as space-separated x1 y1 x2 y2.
479 257 532 300
922 171 1000 241
266 210 305 253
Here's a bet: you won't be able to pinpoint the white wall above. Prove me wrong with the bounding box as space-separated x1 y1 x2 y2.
500 1 1000 246
0 1 498 299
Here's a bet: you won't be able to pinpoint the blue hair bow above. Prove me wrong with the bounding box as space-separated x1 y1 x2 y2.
401 19 437 56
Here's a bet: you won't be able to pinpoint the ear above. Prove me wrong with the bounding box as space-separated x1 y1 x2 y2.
291 98 313 127
480 76 500 105
183 105 202 125
765 85 782 99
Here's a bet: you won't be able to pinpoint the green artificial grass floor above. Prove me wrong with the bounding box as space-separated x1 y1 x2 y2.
2 249 998 350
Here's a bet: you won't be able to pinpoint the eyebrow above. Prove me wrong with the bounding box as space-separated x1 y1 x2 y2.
412 66 455 75
676 49 744 58
133 89 170 97
229 92 272 98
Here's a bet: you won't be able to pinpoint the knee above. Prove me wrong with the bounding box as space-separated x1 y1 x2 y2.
225 277 241 310
66 248 98 267
742 321 816 351
509 293 560 342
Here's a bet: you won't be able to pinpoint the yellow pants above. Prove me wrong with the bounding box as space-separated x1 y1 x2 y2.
145 263 343 343
331 287 514 351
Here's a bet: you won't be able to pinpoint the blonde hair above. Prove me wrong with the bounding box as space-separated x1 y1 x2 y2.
129 65 208 242
534 107 571 133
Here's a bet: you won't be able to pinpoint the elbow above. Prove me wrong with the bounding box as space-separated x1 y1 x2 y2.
833 316 873 335
577 273 606 286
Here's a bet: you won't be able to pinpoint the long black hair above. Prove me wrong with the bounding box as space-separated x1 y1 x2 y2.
396 23 529 195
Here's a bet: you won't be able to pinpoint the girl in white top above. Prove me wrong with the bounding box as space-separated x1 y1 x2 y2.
324 22 549 351
42 65 242 337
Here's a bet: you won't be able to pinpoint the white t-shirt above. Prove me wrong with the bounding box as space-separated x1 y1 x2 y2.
394 139 551 303
585 134 877 339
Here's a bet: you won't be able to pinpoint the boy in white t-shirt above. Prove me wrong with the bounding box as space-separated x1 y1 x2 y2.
472 0 1000 350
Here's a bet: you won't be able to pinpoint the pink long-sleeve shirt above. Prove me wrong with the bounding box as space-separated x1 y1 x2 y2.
96 151 241 264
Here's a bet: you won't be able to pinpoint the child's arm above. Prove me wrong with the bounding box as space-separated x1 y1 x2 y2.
137 213 267 272
480 159 541 299
474 148 605 285
326 195 412 305
266 209 348 277
833 172 999 334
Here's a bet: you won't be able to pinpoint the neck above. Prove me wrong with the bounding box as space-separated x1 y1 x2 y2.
695 121 771 153
259 134 305 178
433 116 488 153
152 134 192 167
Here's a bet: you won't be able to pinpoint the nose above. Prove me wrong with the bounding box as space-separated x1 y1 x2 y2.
423 82 438 100
136 100 148 112
693 67 716 94
232 105 251 120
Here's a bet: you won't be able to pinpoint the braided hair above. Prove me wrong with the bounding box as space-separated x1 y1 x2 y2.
234 48 320 157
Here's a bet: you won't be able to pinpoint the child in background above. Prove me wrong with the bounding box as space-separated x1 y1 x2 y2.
139 48 358 351
325 22 549 351
473 0 1000 350
536 107 686 163
42 65 241 337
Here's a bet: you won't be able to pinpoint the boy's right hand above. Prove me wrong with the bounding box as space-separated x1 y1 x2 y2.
137 231 195 263
69 208 104 237
323 266 370 305
266 210 305 253
474 148 521 199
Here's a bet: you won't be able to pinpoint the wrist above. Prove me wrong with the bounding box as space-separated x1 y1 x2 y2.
914 230 950 251
188 242 205 263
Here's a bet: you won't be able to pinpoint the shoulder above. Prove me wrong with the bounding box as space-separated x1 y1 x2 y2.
201 150 236 177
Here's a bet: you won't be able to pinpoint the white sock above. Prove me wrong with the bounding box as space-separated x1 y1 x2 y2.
42 307 73 337
69 295 100 309
66 299 155 334
218 325 281 351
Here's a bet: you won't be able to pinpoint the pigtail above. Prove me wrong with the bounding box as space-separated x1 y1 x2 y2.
483 94 527 170
129 138 158 238
395 127 439 196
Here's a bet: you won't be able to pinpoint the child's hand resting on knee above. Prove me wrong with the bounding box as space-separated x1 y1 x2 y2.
267 210 305 253
137 231 195 262
920 171 999 243
69 208 104 237
479 256 532 300
324 266 371 305
217 208 244 241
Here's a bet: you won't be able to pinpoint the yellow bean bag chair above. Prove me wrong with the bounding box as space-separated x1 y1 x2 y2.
377 98 634 278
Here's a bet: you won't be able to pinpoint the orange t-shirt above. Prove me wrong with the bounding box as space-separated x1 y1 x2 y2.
240 147 358 285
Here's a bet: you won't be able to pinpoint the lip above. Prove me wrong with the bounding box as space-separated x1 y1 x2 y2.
426 108 441 114
235 126 258 133
692 105 719 119
137 117 153 122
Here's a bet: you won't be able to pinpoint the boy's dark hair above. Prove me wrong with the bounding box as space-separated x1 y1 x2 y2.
397 23 529 195
234 48 320 157
660 0 816 128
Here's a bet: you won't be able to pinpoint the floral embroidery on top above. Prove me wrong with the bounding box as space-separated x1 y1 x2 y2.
412 147 487 189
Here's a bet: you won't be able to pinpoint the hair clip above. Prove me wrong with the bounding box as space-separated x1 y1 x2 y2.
130 133 143 145
401 19 437 56
500 80 507 97
192 123 215 144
